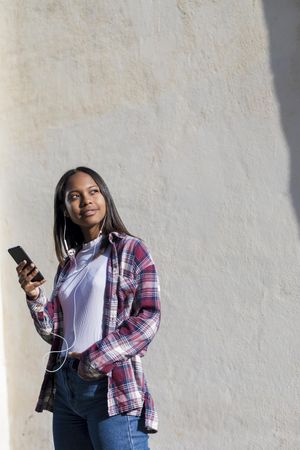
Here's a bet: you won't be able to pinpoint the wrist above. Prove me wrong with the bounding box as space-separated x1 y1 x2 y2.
26 289 40 301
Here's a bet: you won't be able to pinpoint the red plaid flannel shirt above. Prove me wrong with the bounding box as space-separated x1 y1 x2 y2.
27 232 161 432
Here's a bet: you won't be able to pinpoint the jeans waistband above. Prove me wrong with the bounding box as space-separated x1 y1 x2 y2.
57 355 80 370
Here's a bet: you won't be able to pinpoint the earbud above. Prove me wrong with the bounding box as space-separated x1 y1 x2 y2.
99 216 106 235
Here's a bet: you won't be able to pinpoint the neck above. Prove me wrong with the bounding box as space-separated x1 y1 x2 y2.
82 226 101 243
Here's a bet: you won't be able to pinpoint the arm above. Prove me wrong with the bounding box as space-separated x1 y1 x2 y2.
80 240 161 377
26 288 55 345
15 258 55 345
26 265 63 345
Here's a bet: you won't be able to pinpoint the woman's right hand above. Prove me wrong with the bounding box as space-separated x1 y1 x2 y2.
16 260 46 300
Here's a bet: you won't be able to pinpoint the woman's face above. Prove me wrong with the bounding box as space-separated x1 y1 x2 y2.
64 171 106 241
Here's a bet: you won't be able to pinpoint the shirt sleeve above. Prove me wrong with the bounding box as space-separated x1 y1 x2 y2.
26 265 62 345
80 240 161 376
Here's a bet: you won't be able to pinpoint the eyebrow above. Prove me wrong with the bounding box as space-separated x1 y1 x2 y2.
66 185 99 194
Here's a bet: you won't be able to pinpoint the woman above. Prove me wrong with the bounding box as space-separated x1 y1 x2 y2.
16 167 161 450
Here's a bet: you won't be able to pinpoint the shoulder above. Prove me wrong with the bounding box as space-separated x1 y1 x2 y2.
109 232 149 253
109 232 154 268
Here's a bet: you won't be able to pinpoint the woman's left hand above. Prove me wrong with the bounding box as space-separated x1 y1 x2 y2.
69 352 106 380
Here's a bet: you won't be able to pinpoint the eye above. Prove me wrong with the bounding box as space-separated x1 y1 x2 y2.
69 193 80 200
90 189 99 195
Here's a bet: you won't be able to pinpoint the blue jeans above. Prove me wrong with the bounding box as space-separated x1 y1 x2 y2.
53 358 150 450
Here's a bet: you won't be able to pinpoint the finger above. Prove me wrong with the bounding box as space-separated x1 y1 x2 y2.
18 264 37 283
68 352 81 360
16 260 28 274
20 278 46 290
26 266 41 280
24 279 46 288
30 279 46 288
23 264 44 282
18 263 34 278
23 263 38 276
69 352 81 359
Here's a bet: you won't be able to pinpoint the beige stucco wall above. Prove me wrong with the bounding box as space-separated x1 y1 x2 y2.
1 1 300 449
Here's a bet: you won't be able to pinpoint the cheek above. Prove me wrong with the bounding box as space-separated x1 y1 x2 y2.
65 202 78 217
100 197 107 212
64 203 71 215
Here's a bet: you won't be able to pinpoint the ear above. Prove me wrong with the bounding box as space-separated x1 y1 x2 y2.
64 210 69 218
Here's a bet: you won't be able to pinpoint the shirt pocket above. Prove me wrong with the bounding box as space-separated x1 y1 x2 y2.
116 275 138 323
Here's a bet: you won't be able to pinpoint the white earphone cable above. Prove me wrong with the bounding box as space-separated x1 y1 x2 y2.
43 219 106 373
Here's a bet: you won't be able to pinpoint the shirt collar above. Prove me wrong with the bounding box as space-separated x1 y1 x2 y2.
108 231 127 243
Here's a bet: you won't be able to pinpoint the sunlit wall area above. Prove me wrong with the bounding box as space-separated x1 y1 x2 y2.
1 1 300 449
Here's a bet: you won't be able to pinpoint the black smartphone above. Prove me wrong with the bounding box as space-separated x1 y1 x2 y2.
8 246 44 282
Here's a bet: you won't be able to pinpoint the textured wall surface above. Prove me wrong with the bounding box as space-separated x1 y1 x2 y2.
1 1 300 449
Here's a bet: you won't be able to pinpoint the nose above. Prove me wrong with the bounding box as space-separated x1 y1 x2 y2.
80 193 92 207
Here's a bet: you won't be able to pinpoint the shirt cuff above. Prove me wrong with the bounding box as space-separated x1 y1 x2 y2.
80 344 114 376
26 288 47 312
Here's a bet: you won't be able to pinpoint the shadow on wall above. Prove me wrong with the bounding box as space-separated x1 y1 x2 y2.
262 0 300 228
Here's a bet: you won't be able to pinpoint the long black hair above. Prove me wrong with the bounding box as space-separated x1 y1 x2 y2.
54 166 133 265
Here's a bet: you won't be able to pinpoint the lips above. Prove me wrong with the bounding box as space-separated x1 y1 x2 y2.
81 209 98 217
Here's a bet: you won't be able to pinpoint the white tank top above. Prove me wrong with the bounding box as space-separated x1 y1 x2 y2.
58 235 110 355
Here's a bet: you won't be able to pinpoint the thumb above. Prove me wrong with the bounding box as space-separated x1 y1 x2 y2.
68 352 81 360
